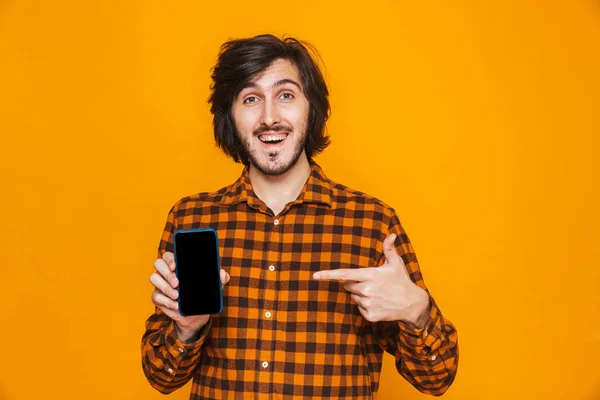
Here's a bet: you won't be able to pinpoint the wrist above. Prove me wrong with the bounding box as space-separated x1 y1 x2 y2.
175 321 207 343
404 290 431 329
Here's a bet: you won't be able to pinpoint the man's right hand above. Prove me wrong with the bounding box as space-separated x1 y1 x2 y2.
150 251 230 343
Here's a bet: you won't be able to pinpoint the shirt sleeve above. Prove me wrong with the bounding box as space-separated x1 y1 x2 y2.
371 210 459 396
140 203 210 394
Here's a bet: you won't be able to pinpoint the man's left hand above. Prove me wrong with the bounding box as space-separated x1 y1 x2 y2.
313 233 431 328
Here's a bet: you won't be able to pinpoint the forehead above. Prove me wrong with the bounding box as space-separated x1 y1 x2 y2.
246 58 302 89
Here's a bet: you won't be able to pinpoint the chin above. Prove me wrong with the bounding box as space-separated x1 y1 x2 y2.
250 153 298 176
256 161 294 176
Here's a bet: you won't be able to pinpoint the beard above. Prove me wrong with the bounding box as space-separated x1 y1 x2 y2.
238 124 308 177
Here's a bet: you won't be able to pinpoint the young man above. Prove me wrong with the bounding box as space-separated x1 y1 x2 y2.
142 34 459 399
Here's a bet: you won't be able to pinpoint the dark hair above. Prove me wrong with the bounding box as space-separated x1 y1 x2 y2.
208 34 331 165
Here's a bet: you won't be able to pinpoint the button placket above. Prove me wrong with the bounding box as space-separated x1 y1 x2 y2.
257 216 281 384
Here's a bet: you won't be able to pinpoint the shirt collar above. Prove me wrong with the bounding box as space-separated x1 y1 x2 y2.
219 160 333 209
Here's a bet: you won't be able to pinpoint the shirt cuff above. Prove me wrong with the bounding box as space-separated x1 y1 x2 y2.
163 319 212 358
398 296 443 354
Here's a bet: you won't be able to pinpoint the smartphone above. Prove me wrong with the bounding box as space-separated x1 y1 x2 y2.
173 228 223 316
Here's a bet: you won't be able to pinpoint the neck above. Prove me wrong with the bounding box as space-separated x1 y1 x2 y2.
249 153 312 215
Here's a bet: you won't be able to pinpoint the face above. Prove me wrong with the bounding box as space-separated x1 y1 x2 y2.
231 58 310 177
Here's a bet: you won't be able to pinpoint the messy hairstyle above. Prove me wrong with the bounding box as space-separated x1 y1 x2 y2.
208 34 331 165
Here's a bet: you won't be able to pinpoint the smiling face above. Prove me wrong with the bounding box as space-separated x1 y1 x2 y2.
231 58 310 177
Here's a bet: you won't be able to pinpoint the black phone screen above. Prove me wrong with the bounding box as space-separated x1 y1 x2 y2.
174 229 222 316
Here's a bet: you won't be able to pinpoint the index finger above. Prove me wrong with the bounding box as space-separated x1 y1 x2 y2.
162 251 175 271
313 268 371 282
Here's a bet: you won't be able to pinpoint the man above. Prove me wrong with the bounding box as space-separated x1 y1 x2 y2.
142 34 459 399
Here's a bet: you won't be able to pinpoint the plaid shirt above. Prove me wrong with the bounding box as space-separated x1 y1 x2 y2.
141 161 459 399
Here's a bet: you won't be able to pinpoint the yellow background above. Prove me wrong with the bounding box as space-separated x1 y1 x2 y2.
1 1 598 399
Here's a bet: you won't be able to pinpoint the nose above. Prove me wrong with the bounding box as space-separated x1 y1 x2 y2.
260 97 280 127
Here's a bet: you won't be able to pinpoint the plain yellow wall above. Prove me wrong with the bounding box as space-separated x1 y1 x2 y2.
1 1 599 399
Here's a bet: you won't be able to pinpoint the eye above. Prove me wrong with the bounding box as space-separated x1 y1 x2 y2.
280 92 294 100
243 96 259 104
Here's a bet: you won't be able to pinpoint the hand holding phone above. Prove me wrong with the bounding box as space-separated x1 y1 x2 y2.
149 228 228 341
173 228 223 316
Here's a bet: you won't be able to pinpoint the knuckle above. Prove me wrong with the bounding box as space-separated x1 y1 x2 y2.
365 311 377 322
362 298 371 309
359 308 371 322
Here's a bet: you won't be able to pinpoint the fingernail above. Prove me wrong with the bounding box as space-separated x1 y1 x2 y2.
313 272 320 279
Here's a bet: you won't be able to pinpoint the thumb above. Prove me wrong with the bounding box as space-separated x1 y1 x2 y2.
220 269 231 286
383 233 402 265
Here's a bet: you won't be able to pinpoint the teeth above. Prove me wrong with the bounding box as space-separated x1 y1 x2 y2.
259 134 286 143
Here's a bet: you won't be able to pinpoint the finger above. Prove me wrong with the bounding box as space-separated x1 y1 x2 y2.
152 289 179 311
344 281 371 297
350 293 367 308
357 304 377 322
162 251 175 272
313 268 372 282
157 304 181 321
358 304 368 316
149 273 178 300
154 258 178 288
220 269 230 286
383 233 402 265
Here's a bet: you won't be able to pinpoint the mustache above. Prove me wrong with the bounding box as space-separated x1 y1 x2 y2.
254 125 292 135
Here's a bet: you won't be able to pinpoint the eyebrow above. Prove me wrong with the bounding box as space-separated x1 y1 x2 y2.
240 78 302 93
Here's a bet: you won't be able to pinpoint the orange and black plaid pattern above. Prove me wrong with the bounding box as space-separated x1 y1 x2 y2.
141 161 459 399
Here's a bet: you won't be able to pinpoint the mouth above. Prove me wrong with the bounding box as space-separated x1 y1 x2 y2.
257 132 289 147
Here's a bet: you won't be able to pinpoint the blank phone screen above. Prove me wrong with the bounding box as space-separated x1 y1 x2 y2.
174 229 222 316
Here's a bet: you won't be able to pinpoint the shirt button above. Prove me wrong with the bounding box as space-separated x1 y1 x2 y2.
273 219 279 225
167 368 174 374
431 355 437 361
269 265 275 271
262 361 269 369
178 347 184 353
265 311 272 318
